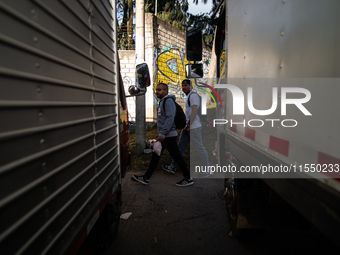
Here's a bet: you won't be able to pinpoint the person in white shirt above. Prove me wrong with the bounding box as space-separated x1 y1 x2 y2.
162 79 211 177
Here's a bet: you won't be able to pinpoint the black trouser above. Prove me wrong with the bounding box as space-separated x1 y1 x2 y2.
145 136 190 180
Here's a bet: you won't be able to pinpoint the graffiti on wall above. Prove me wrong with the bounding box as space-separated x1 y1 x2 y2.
154 47 191 89
152 46 193 105
153 46 213 107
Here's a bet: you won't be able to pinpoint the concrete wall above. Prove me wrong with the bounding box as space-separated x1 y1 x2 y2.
118 50 136 121
151 14 188 111
119 14 211 124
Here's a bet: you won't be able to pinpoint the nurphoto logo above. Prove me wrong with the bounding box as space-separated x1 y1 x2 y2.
198 83 312 128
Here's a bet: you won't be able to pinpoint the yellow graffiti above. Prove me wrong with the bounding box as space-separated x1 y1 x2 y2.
154 48 192 89
220 51 225 78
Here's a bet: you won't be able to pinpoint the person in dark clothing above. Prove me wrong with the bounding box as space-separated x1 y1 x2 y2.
162 79 212 177
131 83 193 187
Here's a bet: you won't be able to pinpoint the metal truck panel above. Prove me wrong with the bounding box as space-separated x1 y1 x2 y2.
228 0 340 78
218 0 340 243
224 0 340 167
0 0 120 254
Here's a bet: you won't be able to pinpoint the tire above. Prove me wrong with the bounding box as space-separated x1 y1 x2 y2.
91 185 122 249
225 179 261 240
107 185 122 240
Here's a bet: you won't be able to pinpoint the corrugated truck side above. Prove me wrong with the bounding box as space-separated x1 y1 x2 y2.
0 0 123 254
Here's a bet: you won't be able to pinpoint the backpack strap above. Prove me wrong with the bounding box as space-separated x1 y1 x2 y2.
187 92 200 108
162 97 174 113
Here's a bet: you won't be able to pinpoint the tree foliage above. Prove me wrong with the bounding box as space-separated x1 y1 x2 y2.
117 0 221 49
117 0 135 50
145 0 189 30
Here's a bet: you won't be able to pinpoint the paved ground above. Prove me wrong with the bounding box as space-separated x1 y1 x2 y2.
107 171 248 255
79 169 339 255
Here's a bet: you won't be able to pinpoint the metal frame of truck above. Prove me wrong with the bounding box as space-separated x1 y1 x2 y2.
0 0 130 254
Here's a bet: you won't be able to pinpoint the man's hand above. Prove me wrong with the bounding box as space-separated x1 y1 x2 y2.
184 127 190 133
158 136 165 142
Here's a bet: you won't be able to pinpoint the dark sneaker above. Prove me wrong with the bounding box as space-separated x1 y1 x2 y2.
176 178 194 187
131 175 149 185
197 171 213 178
162 164 176 174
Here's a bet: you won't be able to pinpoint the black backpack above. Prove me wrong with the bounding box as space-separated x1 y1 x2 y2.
188 92 207 122
163 97 186 129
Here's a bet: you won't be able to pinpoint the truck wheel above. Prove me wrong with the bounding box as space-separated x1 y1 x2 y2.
107 185 122 240
93 185 122 248
225 179 258 239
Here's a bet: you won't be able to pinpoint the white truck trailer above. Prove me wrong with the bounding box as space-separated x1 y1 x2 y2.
186 0 340 244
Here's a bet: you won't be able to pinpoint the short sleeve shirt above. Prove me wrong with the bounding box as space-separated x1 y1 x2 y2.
185 92 201 129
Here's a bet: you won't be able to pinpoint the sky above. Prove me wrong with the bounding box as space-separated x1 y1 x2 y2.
117 0 213 25
188 0 213 15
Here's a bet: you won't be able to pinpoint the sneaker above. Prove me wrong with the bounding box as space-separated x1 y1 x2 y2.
131 175 149 185
176 178 194 187
197 171 213 178
161 164 176 174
